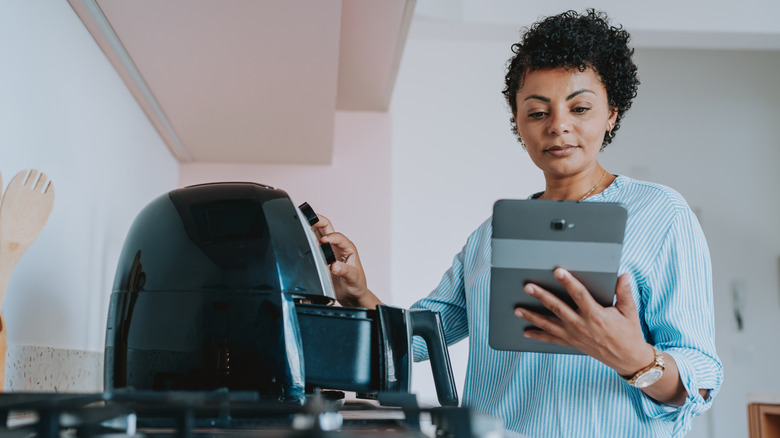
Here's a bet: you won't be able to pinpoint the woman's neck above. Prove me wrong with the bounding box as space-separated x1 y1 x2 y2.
538 168 613 201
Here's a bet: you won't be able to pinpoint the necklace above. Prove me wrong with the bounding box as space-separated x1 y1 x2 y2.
578 170 607 201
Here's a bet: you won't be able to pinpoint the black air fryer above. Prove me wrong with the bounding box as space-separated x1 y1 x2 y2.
104 182 458 406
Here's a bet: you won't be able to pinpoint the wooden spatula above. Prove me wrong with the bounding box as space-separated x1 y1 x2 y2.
0 169 4 390
0 170 55 391
0 170 55 307
0 313 6 391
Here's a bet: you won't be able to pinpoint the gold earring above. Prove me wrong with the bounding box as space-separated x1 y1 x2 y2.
608 123 614 138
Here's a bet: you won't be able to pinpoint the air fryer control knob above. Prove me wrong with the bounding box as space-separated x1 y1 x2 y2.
299 202 319 225
320 243 336 264
299 202 334 263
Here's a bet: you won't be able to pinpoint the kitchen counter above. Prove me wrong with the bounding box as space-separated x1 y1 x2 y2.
4 345 103 392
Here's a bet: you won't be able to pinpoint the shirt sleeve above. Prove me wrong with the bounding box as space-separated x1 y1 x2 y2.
637 205 723 434
409 221 489 362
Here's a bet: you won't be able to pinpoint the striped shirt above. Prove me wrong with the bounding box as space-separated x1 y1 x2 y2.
411 175 722 437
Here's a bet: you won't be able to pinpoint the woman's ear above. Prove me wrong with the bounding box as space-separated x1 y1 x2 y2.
513 113 523 141
608 107 618 125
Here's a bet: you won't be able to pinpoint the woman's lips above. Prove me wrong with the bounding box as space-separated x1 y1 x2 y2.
544 145 579 158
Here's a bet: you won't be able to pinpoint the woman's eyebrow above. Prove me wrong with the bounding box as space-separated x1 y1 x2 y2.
523 94 550 102
566 89 595 100
522 89 595 103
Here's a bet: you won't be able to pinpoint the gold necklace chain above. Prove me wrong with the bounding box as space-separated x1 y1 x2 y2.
578 170 607 202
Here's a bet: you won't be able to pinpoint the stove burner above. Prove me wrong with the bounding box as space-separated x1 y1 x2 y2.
0 390 474 437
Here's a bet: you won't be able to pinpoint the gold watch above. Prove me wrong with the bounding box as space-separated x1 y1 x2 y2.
622 346 665 388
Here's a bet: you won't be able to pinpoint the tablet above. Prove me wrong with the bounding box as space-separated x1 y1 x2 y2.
489 199 627 354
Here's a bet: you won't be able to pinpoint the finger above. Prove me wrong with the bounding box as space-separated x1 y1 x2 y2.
524 282 580 322
331 261 361 284
521 327 571 348
321 232 355 252
613 273 638 316
514 307 567 339
553 268 599 315
321 232 360 265
311 214 336 237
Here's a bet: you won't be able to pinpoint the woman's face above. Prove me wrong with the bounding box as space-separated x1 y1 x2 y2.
514 67 617 179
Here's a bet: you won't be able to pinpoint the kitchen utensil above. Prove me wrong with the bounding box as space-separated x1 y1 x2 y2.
0 313 5 391
104 182 458 406
0 170 3 391
0 170 3 390
0 169 54 392
0 170 56 308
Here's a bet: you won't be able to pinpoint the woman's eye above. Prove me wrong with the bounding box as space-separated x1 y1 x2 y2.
572 107 591 114
527 112 546 119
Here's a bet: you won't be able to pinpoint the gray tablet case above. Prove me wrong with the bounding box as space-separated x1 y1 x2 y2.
489 199 627 354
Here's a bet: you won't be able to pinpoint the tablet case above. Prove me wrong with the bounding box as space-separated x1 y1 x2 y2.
489 199 627 354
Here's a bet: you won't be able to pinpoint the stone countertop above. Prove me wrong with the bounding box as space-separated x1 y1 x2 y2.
4 345 103 392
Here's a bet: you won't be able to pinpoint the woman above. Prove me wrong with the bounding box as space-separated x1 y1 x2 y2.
314 9 721 437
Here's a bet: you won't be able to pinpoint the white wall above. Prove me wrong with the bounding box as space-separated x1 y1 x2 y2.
0 2 178 352
390 19 780 438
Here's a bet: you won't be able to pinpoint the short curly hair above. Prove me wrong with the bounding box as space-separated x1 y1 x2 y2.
503 9 639 149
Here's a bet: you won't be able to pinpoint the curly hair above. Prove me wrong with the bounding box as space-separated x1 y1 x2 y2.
503 9 639 148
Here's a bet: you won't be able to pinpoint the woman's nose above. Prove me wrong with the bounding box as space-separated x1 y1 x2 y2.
548 111 572 135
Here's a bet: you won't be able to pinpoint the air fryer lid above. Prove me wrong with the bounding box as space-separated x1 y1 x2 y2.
111 182 335 300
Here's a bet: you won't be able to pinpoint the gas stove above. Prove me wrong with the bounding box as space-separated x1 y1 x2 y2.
0 390 482 437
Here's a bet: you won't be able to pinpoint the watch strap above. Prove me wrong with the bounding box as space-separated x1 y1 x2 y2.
622 346 665 386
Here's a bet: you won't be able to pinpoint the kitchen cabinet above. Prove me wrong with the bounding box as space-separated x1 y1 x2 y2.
67 0 415 165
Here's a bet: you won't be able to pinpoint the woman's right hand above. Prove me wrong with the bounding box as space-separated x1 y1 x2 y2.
311 214 382 309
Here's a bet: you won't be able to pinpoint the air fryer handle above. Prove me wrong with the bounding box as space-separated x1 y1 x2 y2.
409 310 459 407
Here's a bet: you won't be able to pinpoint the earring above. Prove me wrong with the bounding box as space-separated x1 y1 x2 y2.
515 118 525 147
608 123 614 138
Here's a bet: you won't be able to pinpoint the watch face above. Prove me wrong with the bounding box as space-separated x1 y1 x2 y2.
634 368 664 388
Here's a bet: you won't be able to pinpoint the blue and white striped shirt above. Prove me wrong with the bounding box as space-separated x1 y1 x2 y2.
411 175 722 437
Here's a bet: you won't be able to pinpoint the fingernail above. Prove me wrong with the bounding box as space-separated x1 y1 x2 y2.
514 309 524 318
524 284 536 295
554 268 566 279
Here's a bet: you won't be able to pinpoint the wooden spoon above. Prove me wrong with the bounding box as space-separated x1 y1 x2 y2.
0 314 5 391
0 170 55 307
0 170 4 390
0 170 55 391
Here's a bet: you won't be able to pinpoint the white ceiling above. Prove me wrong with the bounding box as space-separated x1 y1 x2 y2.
415 1 780 53
68 0 414 164
68 0 780 165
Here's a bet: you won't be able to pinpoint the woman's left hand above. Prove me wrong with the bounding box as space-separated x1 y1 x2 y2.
514 268 654 376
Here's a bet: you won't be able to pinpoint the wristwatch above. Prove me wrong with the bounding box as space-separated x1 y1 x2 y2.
622 346 665 388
